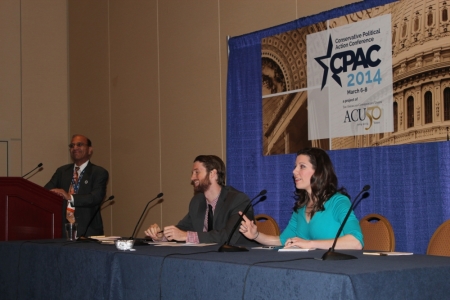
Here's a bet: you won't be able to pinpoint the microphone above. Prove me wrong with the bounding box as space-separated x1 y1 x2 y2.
321 185 371 260
22 163 43 178
129 192 164 244
218 189 267 252
77 195 115 242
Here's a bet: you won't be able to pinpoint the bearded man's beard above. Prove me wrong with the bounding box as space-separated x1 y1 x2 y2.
192 176 211 193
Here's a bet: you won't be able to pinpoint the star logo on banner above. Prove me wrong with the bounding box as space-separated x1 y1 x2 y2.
314 35 341 90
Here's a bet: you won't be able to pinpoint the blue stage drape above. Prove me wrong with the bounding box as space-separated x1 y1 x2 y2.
226 0 450 254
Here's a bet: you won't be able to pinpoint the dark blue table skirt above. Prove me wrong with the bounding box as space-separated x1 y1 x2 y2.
1 240 450 300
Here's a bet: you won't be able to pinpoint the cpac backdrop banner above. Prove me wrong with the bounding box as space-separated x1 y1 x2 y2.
227 0 450 254
307 14 393 140
262 0 450 155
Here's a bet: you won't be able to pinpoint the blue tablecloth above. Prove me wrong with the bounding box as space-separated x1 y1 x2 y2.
1 240 450 299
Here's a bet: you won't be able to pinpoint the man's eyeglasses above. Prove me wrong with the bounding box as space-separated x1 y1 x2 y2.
68 143 87 148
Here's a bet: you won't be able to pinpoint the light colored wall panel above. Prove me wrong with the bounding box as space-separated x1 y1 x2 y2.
296 0 361 18
0 0 21 141
158 0 225 227
8 139 22 177
0 0 22 177
108 0 160 237
68 0 110 160
21 0 69 186
221 0 298 39
0 142 7 177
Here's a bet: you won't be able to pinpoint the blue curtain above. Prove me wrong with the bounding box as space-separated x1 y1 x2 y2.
226 0 450 254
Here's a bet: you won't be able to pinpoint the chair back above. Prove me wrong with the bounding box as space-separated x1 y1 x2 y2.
255 214 280 236
427 219 450 257
360 213 395 252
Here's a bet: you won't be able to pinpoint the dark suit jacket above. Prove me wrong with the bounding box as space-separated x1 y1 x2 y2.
44 161 109 237
176 185 257 245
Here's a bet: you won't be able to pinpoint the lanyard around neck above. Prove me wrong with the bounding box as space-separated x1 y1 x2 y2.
71 168 86 194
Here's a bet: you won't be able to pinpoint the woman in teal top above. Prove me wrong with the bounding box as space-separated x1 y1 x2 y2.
239 147 364 250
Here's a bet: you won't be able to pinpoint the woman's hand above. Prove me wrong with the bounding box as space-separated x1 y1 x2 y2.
283 235 361 250
239 213 282 246
284 237 312 249
238 212 259 240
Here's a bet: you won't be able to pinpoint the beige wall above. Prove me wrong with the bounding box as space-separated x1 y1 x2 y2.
1 0 358 238
0 0 69 181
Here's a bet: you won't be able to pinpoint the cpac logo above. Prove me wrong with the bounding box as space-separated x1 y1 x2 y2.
315 35 381 90
344 106 382 130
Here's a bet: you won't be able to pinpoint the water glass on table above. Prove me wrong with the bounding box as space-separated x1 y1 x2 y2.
65 223 78 241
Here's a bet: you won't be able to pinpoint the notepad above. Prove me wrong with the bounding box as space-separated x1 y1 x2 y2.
278 247 314 252
363 251 413 256
91 236 122 241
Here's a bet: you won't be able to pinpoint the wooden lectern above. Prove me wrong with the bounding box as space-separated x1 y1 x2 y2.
0 177 62 241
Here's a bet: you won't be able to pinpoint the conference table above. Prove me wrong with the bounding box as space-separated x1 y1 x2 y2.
1 239 449 300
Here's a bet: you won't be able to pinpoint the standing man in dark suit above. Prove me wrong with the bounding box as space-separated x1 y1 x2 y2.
45 134 109 238
145 155 255 245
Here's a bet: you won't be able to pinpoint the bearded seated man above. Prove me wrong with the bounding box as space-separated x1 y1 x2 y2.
145 155 256 245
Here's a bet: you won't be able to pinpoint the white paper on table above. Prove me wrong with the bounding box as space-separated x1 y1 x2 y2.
363 251 413 256
153 242 217 247
278 247 314 252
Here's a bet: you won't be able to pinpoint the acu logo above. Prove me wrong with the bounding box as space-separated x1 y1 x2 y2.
344 106 382 130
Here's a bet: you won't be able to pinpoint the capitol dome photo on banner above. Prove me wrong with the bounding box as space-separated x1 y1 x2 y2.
262 0 450 155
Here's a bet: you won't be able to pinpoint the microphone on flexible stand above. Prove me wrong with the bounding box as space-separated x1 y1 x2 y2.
22 163 43 178
321 185 371 260
77 195 115 242
218 189 267 252
128 192 164 245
